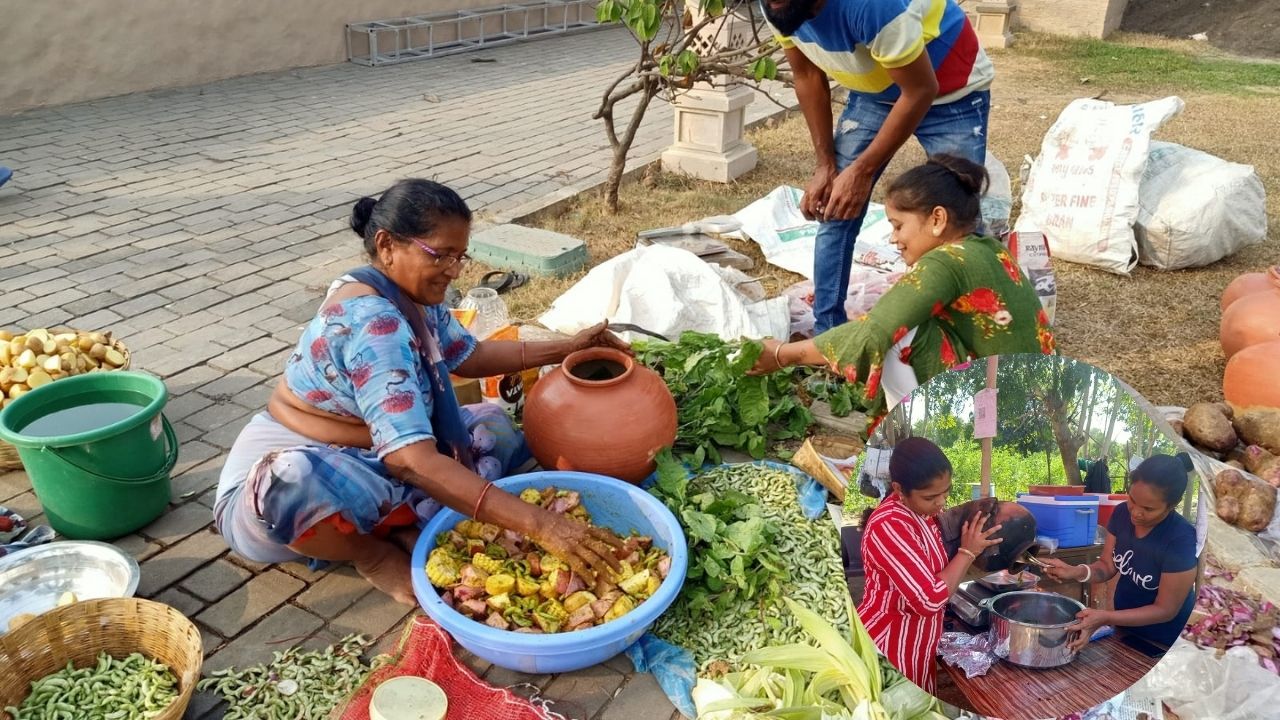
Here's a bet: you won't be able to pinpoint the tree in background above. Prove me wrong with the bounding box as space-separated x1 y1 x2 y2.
593 0 790 212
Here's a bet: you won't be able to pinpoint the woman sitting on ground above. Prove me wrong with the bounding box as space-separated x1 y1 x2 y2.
751 154 1055 435
213 178 630 603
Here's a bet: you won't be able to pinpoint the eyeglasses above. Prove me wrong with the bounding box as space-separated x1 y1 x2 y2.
409 237 471 270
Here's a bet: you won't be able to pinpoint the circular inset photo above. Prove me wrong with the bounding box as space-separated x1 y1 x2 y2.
841 353 1207 719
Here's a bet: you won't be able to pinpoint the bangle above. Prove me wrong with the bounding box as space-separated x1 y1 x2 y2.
520 341 528 370
958 548 977 562
774 342 785 368
472 480 495 519
1079 564 1092 583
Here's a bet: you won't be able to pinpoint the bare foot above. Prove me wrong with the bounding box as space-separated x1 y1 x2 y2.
354 544 417 606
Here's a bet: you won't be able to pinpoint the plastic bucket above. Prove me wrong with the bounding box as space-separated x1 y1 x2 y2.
411 471 688 674
0 372 178 540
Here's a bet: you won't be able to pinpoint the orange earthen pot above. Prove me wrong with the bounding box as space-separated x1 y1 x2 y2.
521 347 677 484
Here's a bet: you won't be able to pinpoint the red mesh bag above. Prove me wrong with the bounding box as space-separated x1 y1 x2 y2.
332 616 552 720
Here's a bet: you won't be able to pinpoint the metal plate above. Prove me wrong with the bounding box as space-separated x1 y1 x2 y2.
0 541 139 634
976 569 1040 592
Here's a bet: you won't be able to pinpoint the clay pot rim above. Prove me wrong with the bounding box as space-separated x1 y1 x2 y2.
560 347 635 388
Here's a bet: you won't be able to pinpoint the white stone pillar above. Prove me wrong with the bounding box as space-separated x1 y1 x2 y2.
660 8 759 182
973 1 1017 49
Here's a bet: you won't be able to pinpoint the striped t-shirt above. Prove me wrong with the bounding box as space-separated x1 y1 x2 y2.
857 493 949 693
769 0 994 104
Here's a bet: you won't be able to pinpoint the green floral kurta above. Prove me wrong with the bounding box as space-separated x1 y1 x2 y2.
815 235 1056 436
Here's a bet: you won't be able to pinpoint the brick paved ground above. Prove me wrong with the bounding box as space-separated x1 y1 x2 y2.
0 27 796 720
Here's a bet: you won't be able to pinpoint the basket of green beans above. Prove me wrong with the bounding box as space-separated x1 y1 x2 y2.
0 598 202 720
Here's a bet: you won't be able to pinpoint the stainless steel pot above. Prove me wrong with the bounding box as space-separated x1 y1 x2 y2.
981 591 1084 669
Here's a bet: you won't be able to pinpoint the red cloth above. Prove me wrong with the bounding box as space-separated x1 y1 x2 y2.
333 617 551 720
856 494 949 694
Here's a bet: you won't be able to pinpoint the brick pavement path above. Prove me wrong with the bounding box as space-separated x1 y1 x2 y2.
0 27 795 720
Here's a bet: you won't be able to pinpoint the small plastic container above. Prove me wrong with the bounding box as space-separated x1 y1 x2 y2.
369 676 448 720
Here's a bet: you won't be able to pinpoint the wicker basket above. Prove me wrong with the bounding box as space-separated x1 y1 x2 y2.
0 598 202 720
0 330 131 472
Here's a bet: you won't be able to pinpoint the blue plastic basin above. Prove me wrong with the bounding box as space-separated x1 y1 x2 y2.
410 471 689 674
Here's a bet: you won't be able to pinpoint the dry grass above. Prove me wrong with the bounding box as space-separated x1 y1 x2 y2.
464 33 1280 409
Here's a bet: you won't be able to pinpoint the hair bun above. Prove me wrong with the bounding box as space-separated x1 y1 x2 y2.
350 196 378 238
929 154 989 196
1176 452 1194 472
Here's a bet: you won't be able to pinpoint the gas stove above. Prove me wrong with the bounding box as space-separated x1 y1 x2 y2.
950 580 999 628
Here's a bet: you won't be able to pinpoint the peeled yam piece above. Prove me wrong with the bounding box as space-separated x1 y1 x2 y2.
77 336 94 353
26 371 52 389
0 344 9 366
57 591 77 606
23 336 43 353
8 383 28 399
40 340 56 355
1235 408 1280 455
89 343 107 361
16 350 36 370
0 330 12 342
1185 402 1239 452
41 355 60 373
27 329 49 344
103 348 125 367
8 339 23 358
88 332 108 346
10 368 27 384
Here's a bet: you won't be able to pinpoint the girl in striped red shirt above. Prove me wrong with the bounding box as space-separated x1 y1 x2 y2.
858 437 1003 693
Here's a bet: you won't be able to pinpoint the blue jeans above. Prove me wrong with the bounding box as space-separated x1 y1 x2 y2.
812 90 991 334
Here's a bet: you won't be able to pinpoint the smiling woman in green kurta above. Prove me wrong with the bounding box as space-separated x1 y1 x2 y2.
752 155 1055 436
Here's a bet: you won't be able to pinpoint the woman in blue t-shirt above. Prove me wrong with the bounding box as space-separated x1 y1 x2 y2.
1043 453 1199 650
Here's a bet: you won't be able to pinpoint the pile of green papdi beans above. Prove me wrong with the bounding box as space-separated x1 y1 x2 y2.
197 635 379 720
652 464 851 673
5 652 180 720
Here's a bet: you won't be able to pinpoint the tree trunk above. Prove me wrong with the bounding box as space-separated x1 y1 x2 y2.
1079 374 1097 457
1042 388 1085 485
602 80 658 214
1096 391 1122 460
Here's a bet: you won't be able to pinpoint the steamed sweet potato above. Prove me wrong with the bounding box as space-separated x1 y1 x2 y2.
1215 468 1277 532
1234 408 1280 455
1185 403 1240 452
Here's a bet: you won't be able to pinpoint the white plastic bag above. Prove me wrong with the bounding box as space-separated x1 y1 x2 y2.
727 186 905 278
782 268 903 338
537 244 790 343
1135 141 1267 270
981 152 1013 238
1129 639 1280 720
1004 230 1058 325
1016 96 1185 275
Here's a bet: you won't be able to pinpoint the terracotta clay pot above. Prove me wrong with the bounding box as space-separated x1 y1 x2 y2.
1224 339 1280 409
1221 266 1280 311
521 347 677 484
1220 286 1280 359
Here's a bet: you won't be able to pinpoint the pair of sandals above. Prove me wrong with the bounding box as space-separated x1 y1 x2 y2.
445 270 529 308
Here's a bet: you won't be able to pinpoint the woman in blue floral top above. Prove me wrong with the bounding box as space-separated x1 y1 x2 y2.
215 180 628 603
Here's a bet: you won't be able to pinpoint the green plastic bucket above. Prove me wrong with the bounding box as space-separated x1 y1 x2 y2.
0 371 179 540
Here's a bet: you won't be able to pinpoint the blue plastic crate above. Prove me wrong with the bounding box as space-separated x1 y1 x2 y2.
1018 496 1099 548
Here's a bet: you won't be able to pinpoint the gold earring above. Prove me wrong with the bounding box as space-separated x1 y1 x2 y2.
933 228 941 237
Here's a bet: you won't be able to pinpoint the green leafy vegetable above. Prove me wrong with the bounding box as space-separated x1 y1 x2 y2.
635 332 816 462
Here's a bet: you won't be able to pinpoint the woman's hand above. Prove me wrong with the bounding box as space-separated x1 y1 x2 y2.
748 339 787 376
960 511 1003 558
529 510 625 583
1066 608 1111 652
1040 558 1085 583
568 321 633 357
